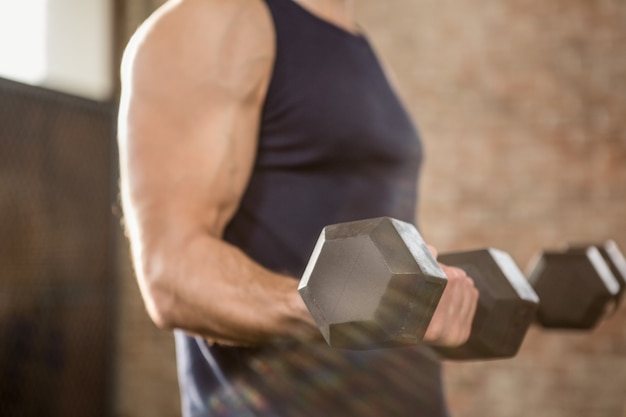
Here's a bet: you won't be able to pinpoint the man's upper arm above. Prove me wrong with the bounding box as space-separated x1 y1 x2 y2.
118 0 275 247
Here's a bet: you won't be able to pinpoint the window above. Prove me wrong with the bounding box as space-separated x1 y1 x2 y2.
0 0 112 101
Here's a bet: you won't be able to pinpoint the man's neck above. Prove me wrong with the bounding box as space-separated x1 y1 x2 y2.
294 0 357 34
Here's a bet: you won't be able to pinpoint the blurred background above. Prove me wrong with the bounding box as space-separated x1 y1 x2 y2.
0 0 624 416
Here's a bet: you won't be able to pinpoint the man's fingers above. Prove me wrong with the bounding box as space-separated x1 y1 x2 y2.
457 276 478 343
437 265 478 346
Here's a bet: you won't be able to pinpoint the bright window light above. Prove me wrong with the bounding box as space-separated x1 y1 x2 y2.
0 0 49 85
0 0 112 100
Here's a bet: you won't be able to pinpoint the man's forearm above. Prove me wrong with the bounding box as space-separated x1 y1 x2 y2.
132 230 317 346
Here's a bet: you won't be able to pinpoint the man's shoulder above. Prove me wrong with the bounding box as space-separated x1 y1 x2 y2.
146 0 273 36
127 0 273 51
122 0 275 80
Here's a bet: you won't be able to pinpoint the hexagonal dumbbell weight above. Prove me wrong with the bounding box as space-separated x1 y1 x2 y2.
434 249 539 360
527 242 625 329
299 217 447 350
299 217 540 360
568 241 626 306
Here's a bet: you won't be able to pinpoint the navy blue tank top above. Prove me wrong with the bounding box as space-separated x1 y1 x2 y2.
224 2 423 275
175 0 448 415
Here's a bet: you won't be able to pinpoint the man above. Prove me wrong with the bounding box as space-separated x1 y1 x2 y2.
117 0 478 415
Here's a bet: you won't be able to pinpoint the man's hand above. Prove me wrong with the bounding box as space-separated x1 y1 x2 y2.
423 246 479 347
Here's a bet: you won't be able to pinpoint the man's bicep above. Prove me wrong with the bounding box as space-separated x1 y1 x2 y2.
122 97 257 238
118 0 274 238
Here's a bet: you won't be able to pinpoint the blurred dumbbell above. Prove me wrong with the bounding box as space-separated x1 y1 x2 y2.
567 240 626 305
298 217 539 360
526 240 626 329
434 249 539 360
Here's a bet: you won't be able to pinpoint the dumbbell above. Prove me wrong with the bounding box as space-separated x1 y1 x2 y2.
568 241 626 306
298 217 539 360
527 240 626 329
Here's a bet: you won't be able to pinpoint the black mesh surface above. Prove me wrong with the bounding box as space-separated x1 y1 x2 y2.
0 77 115 417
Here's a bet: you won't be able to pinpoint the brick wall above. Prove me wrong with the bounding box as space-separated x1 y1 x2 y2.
113 1 626 416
